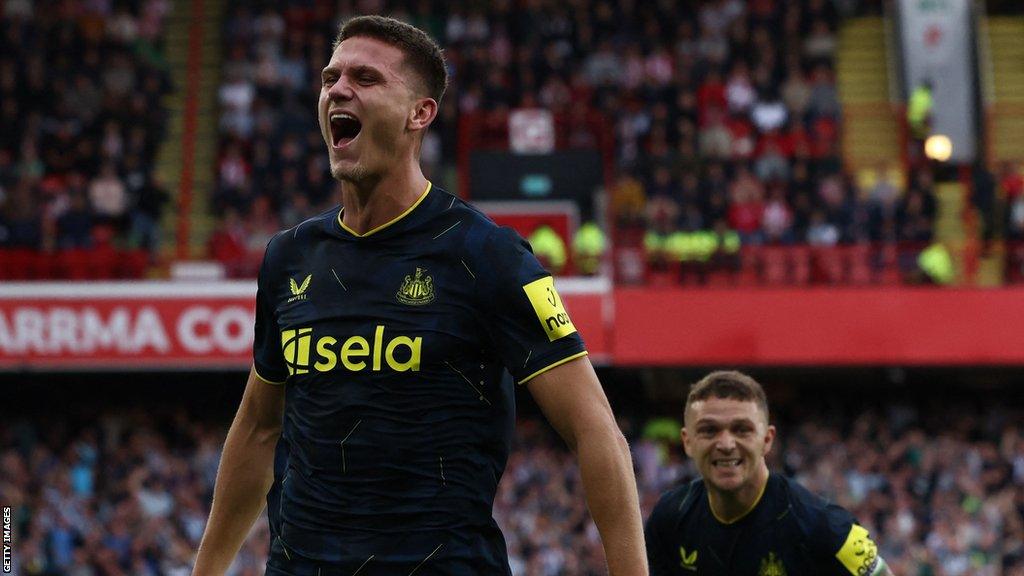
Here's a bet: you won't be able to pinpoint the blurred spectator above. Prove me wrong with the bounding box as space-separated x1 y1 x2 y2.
727 165 765 244
5 387 1022 575
201 0 955 287
88 162 128 229
0 1 171 269
57 190 94 249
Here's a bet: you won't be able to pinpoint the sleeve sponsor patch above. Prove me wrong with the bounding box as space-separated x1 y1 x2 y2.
835 524 881 576
522 276 577 341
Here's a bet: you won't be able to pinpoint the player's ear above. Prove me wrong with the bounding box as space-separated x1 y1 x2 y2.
408 97 438 132
681 426 693 458
763 424 776 456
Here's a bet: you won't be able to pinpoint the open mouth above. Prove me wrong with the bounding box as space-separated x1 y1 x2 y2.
329 112 362 148
712 458 742 469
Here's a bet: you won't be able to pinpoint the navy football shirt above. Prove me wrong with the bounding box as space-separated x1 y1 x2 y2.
252 183 587 573
645 473 887 576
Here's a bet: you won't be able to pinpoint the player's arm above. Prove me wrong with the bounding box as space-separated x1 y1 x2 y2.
826 513 894 576
527 356 648 576
193 367 285 576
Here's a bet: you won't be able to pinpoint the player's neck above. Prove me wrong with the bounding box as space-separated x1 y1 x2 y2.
340 165 429 235
707 463 770 525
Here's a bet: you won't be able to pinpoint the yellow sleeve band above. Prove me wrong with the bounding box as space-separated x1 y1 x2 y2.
522 276 578 341
253 366 287 385
835 524 882 576
517 351 588 385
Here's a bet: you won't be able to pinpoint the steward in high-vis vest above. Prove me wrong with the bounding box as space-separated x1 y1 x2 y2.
572 221 607 276
918 242 954 285
528 224 567 275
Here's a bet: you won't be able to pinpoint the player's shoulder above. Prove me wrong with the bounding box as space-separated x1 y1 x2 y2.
260 207 338 274
775 474 862 552
777 474 853 524
442 193 503 238
440 194 531 264
775 474 832 527
649 477 705 530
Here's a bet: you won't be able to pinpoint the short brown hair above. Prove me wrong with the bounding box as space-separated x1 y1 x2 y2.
334 15 448 103
686 371 769 422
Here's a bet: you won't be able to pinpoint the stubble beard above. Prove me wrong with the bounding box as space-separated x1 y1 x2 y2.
327 121 404 186
330 160 371 184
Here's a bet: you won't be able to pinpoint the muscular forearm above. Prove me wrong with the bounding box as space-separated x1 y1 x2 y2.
192 414 279 575
577 429 648 576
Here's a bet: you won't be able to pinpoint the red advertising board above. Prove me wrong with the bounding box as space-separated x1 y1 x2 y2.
6 283 1024 370
0 283 257 370
0 280 610 371
612 288 1024 366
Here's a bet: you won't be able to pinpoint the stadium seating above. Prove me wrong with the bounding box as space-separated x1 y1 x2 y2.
0 2 171 278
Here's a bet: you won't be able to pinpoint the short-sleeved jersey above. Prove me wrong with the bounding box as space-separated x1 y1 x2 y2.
645 474 886 576
253 183 587 574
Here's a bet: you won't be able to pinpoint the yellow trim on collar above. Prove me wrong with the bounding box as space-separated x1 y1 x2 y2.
337 181 432 237
709 474 768 525
517 351 589 385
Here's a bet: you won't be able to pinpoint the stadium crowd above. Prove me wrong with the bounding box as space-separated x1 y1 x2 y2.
4 389 1023 575
3 0 1024 284
0 0 172 261
209 0 949 275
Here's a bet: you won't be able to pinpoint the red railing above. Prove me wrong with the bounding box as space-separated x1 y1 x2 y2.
201 242 953 287
615 242 940 287
0 249 150 280
175 0 207 259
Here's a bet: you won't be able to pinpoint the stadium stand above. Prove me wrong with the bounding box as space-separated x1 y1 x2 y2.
0 0 172 279
4 380 1022 575
205 0 948 285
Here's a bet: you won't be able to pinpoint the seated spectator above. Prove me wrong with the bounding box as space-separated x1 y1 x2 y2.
610 171 646 231
88 162 128 230
782 64 813 121
728 165 766 244
57 190 94 249
725 61 756 114
0 179 42 248
803 19 838 65
208 207 248 268
698 107 733 160
807 64 841 120
0 2 170 274
751 87 789 133
762 185 795 244
807 209 840 246
645 166 682 233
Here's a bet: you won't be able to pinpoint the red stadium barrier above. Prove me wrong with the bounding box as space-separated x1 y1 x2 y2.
613 287 1024 366
4 280 1024 369
0 249 149 280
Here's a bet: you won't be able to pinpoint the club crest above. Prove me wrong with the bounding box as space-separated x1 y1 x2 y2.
397 267 435 305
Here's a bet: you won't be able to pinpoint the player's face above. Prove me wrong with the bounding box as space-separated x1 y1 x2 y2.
682 397 775 494
318 37 422 184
